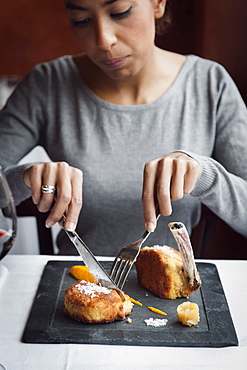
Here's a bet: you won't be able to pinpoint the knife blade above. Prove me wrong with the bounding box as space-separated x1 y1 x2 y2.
61 218 125 301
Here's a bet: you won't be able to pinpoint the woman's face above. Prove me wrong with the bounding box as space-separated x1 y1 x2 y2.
65 0 164 80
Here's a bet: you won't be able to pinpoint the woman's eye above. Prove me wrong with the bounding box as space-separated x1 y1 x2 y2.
111 6 132 20
70 6 132 27
71 18 91 28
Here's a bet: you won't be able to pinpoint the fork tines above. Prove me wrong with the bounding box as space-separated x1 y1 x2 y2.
110 235 148 290
110 215 160 290
110 258 133 290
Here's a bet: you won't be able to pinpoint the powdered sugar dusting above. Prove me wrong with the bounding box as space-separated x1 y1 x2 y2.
75 280 112 298
144 318 168 327
151 245 179 257
152 245 171 251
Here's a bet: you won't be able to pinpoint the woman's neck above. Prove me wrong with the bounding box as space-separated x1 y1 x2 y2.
73 48 186 106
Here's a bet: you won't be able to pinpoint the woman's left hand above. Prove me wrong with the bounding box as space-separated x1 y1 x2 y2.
142 152 201 232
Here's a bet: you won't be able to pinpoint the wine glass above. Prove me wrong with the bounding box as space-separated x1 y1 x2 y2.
0 166 17 260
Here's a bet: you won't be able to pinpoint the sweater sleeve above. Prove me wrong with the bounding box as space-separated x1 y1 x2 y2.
184 65 247 237
0 65 48 204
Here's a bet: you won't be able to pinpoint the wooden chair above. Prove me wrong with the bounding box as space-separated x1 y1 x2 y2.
16 197 54 255
191 205 247 259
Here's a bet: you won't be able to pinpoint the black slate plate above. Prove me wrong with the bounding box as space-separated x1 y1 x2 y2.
22 261 238 347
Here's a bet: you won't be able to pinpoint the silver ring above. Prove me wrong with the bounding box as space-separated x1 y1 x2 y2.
41 185 56 194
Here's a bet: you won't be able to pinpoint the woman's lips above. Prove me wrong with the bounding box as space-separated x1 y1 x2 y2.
101 57 127 69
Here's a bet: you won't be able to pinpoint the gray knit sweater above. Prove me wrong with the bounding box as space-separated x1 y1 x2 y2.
0 55 246 255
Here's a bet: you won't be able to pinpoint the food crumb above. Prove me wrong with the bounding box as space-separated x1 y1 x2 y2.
126 318 132 324
144 318 168 327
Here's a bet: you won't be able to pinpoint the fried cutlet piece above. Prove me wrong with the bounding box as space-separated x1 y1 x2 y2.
135 222 201 299
64 280 133 323
135 245 192 298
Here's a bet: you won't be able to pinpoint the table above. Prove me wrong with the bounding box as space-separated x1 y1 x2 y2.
0 255 246 370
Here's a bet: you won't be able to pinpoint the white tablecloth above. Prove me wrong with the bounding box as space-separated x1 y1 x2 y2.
0 255 246 370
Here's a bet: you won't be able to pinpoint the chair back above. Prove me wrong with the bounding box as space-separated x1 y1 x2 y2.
16 198 54 255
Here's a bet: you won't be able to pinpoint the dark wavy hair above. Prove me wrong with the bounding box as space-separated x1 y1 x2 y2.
155 0 172 35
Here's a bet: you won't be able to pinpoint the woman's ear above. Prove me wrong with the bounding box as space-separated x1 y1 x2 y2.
154 0 167 19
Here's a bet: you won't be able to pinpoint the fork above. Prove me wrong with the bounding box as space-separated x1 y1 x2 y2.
110 214 160 290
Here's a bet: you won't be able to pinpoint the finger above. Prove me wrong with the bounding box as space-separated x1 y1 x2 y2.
184 160 201 193
26 164 45 205
37 162 57 213
45 162 72 228
170 158 186 200
63 168 83 232
142 160 158 232
45 164 83 231
156 157 173 216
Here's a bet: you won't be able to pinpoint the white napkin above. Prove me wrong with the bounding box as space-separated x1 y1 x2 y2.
0 264 8 290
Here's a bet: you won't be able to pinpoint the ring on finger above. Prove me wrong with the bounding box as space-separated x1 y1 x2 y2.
41 185 56 194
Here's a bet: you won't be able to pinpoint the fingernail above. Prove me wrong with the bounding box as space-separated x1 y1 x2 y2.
66 222 76 232
32 197 38 205
145 222 155 232
45 220 55 228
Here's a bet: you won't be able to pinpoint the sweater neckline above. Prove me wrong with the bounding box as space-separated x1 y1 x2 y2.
64 54 194 111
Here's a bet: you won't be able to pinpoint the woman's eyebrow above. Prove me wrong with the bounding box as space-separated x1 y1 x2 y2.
103 0 119 6
65 3 87 11
65 0 119 11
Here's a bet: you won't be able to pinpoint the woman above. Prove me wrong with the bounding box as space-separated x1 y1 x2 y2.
0 0 246 255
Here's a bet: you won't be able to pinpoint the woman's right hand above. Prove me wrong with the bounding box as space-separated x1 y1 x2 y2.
23 162 83 231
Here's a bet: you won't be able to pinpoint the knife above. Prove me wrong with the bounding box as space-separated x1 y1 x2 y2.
60 216 125 301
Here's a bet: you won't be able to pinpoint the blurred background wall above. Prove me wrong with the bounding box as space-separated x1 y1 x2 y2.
156 0 247 103
1 0 246 102
0 0 246 254
0 0 80 76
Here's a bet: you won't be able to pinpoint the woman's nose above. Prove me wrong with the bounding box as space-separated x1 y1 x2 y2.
95 22 117 51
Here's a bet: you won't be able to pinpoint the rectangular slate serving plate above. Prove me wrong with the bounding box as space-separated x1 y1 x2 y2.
23 261 238 347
